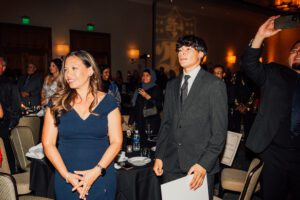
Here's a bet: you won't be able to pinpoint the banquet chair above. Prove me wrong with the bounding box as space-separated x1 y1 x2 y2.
0 172 52 200
10 127 35 171
17 116 41 145
217 158 264 200
0 138 31 195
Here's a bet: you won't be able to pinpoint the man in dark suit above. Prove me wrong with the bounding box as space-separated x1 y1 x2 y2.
18 63 43 107
0 56 21 173
242 16 300 200
153 35 228 199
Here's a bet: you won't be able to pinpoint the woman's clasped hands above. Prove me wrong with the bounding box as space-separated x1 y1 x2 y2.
71 167 102 199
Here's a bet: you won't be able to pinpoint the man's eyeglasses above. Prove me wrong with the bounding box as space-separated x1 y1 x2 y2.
290 48 300 54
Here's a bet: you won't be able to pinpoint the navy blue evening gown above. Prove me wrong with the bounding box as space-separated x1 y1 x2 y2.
54 94 117 200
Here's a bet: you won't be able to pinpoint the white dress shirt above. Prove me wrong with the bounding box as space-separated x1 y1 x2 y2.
180 65 201 95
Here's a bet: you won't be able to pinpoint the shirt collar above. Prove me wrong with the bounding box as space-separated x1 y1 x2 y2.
183 65 201 79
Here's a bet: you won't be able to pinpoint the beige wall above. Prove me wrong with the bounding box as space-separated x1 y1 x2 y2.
0 0 152 76
1 0 299 76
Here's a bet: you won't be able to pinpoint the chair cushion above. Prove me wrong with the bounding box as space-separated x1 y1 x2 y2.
221 168 247 192
221 168 260 193
13 172 31 195
213 196 222 200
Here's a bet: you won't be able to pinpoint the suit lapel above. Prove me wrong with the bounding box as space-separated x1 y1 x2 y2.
174 74 182 113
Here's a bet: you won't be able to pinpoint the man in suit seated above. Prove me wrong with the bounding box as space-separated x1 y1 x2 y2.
242 16 300 200
153 35 228 200
18 63 43 107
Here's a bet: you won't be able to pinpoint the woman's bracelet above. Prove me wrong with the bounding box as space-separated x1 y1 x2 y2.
65 172 71 183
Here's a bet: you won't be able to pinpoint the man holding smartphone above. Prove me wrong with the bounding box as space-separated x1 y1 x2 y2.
242 16 300 200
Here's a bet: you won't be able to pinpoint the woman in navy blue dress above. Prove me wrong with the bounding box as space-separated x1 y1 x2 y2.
42 50 123 200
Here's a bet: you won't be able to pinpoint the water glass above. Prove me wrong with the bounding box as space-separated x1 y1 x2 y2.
126 145 133 153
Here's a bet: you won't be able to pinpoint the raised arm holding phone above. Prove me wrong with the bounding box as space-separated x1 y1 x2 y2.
242 16 300 200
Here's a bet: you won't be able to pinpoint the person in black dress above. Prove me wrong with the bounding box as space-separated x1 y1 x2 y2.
129 68 163 140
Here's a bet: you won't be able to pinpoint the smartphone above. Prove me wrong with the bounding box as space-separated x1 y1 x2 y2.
274 14 300 29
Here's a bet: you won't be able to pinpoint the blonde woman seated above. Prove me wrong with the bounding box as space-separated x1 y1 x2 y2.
42 50 122 200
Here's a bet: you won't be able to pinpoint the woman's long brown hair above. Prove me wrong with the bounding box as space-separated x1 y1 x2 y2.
50 50 102 126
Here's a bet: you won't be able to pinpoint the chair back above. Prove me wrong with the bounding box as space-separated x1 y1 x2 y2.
0 172 18 200
18 116 40 144
239 158 264 200
10 127 35 171
0 138 11 174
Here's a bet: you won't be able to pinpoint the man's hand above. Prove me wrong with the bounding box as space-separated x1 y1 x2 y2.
153 159 163 176
187 163 207 190
252 16 281 48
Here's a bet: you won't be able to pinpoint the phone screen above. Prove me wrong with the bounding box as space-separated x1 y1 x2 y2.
274 14 300 29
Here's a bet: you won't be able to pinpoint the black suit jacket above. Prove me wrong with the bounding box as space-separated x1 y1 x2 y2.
155 69 228 174
242 47 299 153
18 73 43 106
0 76 21 129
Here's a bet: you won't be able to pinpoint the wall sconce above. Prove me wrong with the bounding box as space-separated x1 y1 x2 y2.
226 49 236 66
226 55 236 64
56 44 70 56
128 49 140 64
201 55 207 65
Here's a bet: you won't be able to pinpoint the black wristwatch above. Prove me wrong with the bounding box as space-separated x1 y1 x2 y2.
96 164 106 177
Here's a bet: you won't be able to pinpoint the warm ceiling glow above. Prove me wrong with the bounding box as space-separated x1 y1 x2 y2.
273 0 300 11
128 49 140 59
56 44 70 56
202 55 207 64
226 50 236 65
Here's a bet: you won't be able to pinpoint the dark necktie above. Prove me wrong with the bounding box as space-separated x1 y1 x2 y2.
291 76 300 136
180 75 191 105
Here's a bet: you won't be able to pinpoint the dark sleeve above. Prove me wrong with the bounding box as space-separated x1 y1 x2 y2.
197 80 228 171
128 90 138 125
146 86 164 112
17 76 24 91
155 83 172 159
29 75 43 96
9 84 21 129
241 47 267 87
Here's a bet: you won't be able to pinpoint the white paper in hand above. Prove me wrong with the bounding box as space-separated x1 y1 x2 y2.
161 175 209 200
